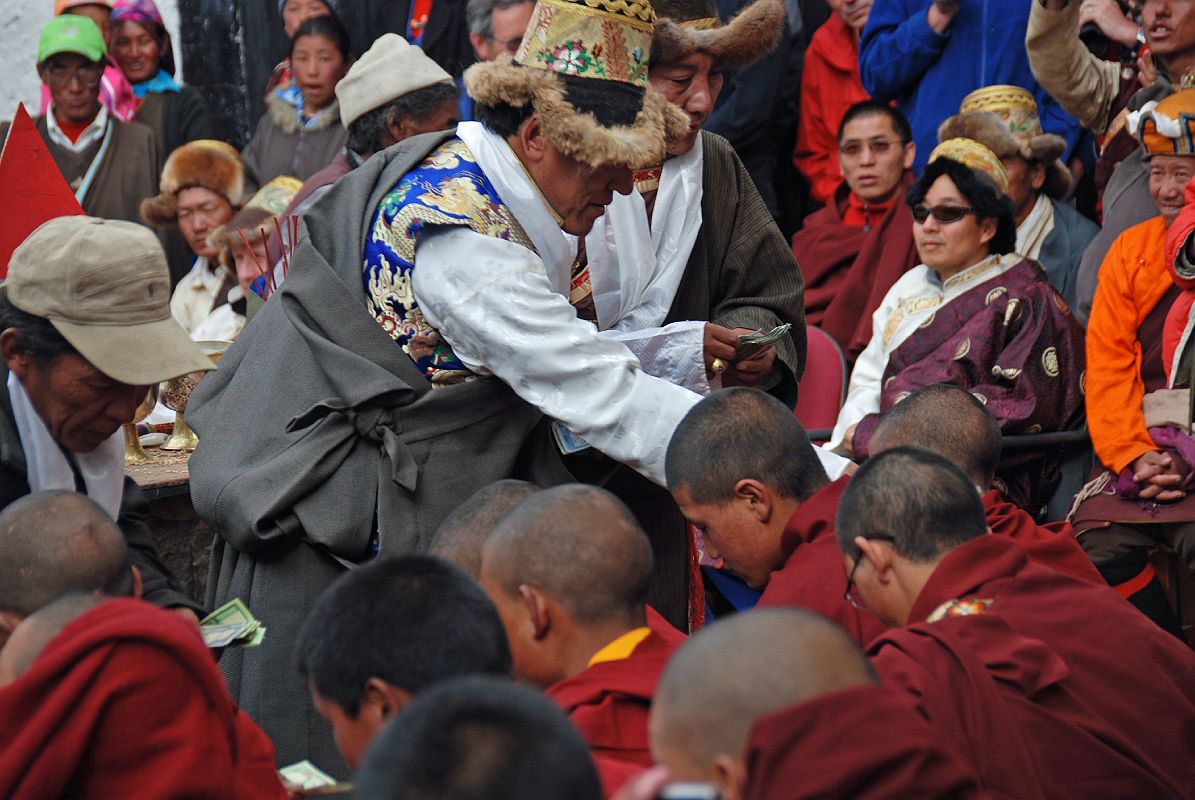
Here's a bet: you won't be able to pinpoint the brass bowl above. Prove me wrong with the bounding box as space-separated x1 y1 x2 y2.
160 340 231 451
123 384 160 465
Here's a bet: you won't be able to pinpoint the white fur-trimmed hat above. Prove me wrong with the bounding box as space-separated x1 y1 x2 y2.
337 34 454 130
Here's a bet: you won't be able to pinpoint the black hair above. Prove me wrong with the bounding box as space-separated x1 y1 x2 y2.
665 387 829 504
907 156 1017 255
474 72 643 138
347 82 461 156
871 384 1002 488
354 676 603 800
0 297 77 366
837 99 912 145
835 447 988 563
293 554 511 717
291 14 352 61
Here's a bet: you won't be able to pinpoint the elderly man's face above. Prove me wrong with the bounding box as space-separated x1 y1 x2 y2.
1000 155 1046 226
521 122 634 235
3 344 148 454
491 1 534 57
649 51 724 156
1149 153 1195 227
177 187 234 260
39 53 103 125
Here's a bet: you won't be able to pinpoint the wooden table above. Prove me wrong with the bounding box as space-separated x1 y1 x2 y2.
126 447 211 605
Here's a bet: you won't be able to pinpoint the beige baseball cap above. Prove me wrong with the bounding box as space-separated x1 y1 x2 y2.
5 216 214 385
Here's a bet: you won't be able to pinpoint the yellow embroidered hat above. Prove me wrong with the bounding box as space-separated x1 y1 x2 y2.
929 138 1010 194
464 0 688 168
940 85 1071 198
1131 88 1195 157
650 0 785 70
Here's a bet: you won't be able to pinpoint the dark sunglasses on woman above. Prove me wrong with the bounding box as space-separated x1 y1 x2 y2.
911 204 976 224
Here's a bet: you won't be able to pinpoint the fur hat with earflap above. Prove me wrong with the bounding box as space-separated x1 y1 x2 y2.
140 140 245 228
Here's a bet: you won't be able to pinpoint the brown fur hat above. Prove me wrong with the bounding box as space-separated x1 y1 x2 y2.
465 62 689 169
140 140 245 228
938 111 1072 200
651 0 785 71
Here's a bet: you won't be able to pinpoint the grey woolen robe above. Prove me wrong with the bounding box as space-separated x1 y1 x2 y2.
186 130 571 775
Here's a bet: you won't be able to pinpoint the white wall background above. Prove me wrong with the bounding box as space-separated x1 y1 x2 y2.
0 0 181 119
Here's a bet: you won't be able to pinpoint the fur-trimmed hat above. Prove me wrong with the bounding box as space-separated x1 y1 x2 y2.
929 138 1010 194
940 85 1072 199
140 140 244 228
464 0 689 169
651 0 785 70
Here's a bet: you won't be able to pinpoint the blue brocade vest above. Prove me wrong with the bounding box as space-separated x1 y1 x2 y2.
362 137 534 385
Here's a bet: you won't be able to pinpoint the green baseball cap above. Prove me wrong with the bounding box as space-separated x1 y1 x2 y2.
38 15 107 65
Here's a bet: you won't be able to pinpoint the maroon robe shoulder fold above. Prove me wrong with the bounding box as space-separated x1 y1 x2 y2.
872 535 1195 799
742 685 983 799
755 476 887 646
545 626 683 769
0 599 286 800
855 259 1087 512
794 181 918 361
982 490 1105 584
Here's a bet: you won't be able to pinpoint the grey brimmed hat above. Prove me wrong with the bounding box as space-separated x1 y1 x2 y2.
5 216 214 384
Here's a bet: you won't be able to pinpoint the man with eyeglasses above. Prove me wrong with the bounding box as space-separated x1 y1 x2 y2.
5 16 161 229
795 99 919 361
459 0 534 121
829 137 1086 514
840 447 1195 797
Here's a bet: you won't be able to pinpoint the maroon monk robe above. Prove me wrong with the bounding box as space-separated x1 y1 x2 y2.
794 178 918 361
853 259 1087 513
545 624 684 771
742 685 983 800
755 476 887 646
983 490 1104 584
0 599 287 800
873 535 1195 798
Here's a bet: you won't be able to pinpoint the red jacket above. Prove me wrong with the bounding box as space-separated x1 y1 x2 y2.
756 476 888 646
793 13 870 204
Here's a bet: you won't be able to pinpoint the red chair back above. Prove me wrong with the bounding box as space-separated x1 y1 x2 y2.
795 325 848 437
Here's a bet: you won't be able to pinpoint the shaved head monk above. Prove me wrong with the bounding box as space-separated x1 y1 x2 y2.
649 608 981 800
480 484 684 793
0 491 140 646
429 479 541 579
0 596 286 799
665 388 886 644
294 554 512 772
869 384 1103 584
839 448 1195 798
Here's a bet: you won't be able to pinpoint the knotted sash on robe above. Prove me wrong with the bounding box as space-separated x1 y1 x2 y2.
794 179 918 361
0 599 286 800
755 476 887 646
742 685 983 800
875 535 1195 798
186 129 573 770
854 259 1086 512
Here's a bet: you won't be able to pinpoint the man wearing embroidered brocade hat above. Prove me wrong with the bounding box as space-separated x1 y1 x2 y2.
939 85 1099 309
1071 88 1195 641
828 137 1085 515
184 0 709 773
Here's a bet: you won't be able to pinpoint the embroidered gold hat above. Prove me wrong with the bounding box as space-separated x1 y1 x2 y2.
942 85 1071 198
929 138 1010 194
651 0 785 70
1131 88 1195 157
464 0 688 168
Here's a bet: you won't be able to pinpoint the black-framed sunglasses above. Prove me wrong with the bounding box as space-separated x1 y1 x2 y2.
911 204 976 225
843 534 896 609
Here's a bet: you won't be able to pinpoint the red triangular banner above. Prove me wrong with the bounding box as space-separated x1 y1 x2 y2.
0 104 85 278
